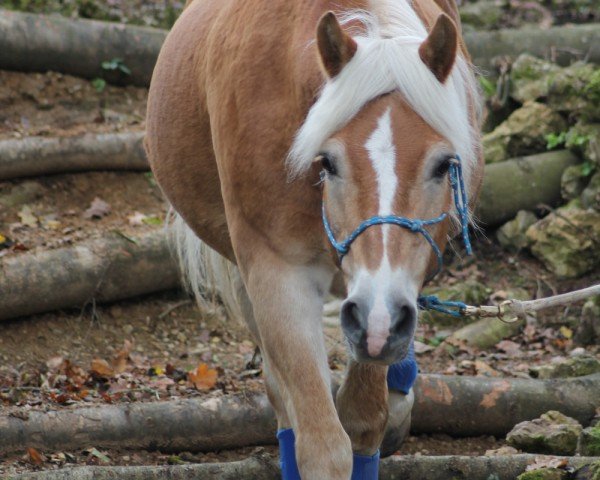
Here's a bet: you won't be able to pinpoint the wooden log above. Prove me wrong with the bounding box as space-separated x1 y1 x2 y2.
10 454 600 480
0 9 165 86
0 230 179 321
476 150 580 227
0 132 147 180
1 374 598 455
465 24 600 73
0 9 597 86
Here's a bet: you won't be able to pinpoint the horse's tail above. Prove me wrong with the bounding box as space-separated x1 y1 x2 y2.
168 209 243 320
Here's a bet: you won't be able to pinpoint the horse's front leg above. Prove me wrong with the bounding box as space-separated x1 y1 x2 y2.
336 361 389 456
337 351 417 463
243 257 352 479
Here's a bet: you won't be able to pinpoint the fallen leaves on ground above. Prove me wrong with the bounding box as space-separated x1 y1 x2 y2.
27 448 44 466
188 363 218 391
83 197 111 219
18 206 38 227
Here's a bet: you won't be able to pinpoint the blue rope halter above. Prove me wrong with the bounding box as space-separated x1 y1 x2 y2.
322 155 472 317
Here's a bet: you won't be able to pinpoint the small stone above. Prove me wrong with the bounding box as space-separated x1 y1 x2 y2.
485 445 519 456
580 171 600 211
530 355 600 379
547 63 600 123
561 165 589 201
578 425 600 456
573 460 600 480
496 210 538 250
483 101 567 163
526 207 600 278
574 297 600 346
507 410 582 455
510 54 561 103
566 123 600 167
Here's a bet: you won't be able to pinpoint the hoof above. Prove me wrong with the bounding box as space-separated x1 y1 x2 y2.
380 389 414 457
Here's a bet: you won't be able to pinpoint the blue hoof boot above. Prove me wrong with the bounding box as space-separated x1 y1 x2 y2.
277 428 301 480
387 342 418 394
352 450 380 480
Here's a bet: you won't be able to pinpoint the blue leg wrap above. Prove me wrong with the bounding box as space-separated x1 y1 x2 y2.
277 429 380 479
277 428 301 480
386 343 418 394
351 450 380 480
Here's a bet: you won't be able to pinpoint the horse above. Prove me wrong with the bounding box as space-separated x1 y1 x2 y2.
145 0 484 477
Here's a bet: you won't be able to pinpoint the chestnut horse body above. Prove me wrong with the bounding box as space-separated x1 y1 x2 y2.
146 0 483 477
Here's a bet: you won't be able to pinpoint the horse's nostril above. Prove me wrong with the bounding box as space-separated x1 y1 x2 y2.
341 301 362 335
391 304 416 338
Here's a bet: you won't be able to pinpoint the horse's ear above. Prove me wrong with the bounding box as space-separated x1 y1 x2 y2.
316 12 358 78
418 13 458 83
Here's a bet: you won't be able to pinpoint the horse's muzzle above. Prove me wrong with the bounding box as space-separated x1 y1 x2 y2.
340 296 416 364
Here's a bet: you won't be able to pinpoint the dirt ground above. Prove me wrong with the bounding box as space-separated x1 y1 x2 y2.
0 68 599 476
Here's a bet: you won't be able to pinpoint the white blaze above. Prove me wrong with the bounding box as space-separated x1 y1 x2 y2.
363 108 398 356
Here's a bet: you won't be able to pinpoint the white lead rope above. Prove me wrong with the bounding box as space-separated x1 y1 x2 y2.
462 284 600 323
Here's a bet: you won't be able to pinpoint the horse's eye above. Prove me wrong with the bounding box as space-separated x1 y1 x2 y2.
319 154 337 176
433 157 452 179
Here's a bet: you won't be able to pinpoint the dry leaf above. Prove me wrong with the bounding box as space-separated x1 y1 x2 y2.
84 197 111 219
525 456 568 472
127 211 147 226
414 340 434 354
91 358 114 377
18 206 38 227
496 340 521 356
474 360 500 377
188 363 218 391
27 447 44 465
112 340 132 374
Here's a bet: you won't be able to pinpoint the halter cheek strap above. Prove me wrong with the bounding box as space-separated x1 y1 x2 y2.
322 155 472 283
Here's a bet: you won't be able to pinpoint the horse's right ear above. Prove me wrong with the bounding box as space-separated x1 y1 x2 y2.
316 12 358 78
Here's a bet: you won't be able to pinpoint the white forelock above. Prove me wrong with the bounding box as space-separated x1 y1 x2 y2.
287 0 481 187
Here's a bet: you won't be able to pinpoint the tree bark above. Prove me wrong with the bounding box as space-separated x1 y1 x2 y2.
0 230 179 321
465 24 600 72
0 9 597 86
0 9 165 86
11 454 600 480
0 132 147 181
476 150 580 227
1 374 598 455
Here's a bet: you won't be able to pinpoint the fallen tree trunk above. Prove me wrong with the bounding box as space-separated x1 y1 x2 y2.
476 150 579 227
0 132 147 180
464 24 600 73
0 230 179 321
2 374 598 455
0 150 577 321
0 9 597 86
0 10 165 87
12 454 600 480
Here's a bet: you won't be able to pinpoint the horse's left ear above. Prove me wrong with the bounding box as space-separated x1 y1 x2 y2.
418 13 458 83
316 12 358 78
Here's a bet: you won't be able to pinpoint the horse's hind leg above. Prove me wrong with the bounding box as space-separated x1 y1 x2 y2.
233 275 291 430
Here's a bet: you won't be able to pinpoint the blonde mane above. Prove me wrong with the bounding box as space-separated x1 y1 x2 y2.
287 0 482 187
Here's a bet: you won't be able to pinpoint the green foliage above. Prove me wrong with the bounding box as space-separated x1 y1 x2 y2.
91 77 106 92
545 132 567 150
479 76 497 98
101 58 131 76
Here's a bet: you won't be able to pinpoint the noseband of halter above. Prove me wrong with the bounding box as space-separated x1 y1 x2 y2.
322 155 472 282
